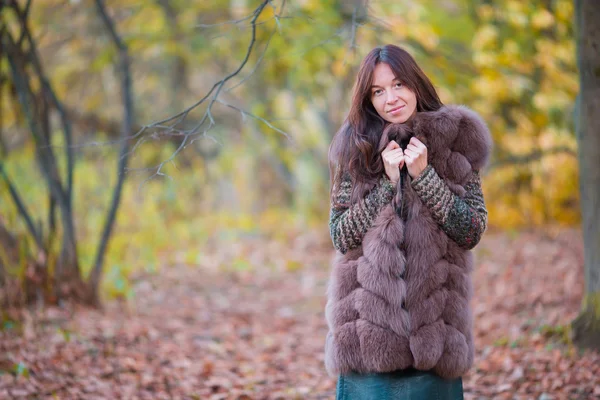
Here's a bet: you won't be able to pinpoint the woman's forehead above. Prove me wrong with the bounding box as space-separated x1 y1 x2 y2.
372 63 399 86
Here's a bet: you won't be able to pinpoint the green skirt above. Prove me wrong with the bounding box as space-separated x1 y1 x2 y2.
336 368 464 400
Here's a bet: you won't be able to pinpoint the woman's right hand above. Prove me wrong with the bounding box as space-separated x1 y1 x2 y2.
382 140 404 185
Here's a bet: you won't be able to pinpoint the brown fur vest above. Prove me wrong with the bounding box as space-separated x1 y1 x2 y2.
324 105 493 380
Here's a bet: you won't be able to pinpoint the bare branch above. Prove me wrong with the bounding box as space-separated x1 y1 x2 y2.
215 98 292 141
131 0 276 186
226 26 277 93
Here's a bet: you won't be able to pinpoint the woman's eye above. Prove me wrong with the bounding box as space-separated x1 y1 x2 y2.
374 89 383 96
395 82 403 88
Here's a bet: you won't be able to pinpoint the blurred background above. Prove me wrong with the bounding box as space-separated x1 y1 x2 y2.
1 0 597 399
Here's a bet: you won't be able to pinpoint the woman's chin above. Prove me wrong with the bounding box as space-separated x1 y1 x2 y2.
385 115 408 124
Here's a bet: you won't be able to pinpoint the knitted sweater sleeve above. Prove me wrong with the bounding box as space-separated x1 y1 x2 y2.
329 169 396 254
411 164 488 250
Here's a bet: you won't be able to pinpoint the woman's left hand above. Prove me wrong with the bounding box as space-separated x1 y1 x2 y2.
404 137 428 179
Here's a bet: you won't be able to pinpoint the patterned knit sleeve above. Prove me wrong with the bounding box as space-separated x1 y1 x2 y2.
329 169 396 254
410 164 488 250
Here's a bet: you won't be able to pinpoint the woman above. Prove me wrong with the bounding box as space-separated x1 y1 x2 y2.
324 44 492 399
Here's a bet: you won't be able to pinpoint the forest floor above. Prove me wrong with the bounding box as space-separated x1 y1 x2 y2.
1 228 599 399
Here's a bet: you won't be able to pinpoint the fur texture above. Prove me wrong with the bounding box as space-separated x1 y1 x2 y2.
324 105 492 380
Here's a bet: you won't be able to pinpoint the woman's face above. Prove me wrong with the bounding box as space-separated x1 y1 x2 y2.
370 62 417 124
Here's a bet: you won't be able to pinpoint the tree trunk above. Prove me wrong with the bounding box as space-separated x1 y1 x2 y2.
3 24 84 303
571 0 600 350
87 0 134 306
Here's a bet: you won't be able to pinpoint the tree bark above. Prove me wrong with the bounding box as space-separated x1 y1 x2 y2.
571 0 600 350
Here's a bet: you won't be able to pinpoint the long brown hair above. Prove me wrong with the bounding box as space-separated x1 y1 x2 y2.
328 44 443 205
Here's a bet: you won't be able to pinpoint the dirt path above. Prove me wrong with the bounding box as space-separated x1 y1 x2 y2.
1 228 599 399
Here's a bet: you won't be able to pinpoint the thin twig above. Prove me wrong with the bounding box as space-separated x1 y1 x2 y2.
215 98 292 141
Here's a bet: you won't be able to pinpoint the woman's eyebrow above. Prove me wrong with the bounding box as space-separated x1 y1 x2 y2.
371 79 400 89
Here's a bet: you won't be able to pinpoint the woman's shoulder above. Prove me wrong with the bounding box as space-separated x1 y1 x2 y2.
333 163 353 183
416 104 493 172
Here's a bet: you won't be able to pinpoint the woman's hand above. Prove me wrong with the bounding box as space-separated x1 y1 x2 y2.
381 140 405 185
404 137 428 179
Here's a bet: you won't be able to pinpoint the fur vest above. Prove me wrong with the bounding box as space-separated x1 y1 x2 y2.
324 105 493 380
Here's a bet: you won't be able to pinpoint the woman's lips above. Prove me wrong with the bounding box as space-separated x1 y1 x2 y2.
388 105 405 115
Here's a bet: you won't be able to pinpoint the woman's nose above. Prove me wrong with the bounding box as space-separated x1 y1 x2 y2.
386 92 397 104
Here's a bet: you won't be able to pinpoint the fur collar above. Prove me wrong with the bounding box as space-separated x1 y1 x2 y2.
378 105 493 173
